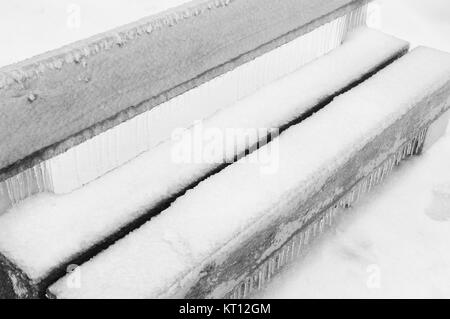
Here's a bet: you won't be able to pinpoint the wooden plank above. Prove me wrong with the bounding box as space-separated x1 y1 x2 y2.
0 0 369 181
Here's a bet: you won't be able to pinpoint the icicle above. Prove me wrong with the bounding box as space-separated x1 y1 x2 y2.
295 232 304 257
258 263 266 290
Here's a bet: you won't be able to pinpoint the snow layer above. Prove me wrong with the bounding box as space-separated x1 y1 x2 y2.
50 47 450 298
0 27 407 282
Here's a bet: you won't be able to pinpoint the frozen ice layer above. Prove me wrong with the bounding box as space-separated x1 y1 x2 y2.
49 47 450 298
0 27 408 298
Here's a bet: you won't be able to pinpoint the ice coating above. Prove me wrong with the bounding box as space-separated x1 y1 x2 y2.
0 28 408 283
49 47 450 298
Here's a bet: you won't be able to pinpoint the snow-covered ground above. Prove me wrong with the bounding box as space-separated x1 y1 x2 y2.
259 0 450 299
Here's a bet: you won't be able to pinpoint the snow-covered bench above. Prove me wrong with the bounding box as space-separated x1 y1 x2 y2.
0 28 408 299
48 46 450 299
